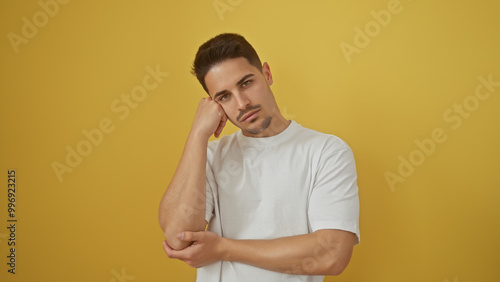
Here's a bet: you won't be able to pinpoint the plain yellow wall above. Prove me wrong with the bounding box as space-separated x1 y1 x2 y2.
1 0 499 281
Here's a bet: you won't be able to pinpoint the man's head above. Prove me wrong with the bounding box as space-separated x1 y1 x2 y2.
191 33 289 137
192 33 263 93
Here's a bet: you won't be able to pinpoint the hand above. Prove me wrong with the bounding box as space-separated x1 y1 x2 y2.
191 98 227 139
162 231 225 268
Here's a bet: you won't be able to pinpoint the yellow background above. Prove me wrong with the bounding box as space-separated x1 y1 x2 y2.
1 0 499 281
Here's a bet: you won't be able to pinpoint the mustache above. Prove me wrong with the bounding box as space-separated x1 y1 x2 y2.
236 104 261 122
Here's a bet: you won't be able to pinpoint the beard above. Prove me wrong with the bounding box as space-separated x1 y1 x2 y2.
243 115 272 135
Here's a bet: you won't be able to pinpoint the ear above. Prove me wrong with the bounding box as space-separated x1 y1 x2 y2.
262 62 273 86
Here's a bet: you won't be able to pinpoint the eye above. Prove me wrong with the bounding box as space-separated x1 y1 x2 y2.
242 80 252 87
219 93 230 102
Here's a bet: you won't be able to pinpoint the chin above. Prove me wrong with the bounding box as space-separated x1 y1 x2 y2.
242 116 272 135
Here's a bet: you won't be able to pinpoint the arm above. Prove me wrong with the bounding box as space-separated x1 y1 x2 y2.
163 229 355 276
158 98 227 250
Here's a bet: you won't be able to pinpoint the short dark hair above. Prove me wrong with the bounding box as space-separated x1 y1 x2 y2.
191 33 263 93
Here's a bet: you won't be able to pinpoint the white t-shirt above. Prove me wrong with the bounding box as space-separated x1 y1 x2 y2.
197 120 360 282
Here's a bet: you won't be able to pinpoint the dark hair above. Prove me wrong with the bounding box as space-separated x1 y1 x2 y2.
191 33 263 93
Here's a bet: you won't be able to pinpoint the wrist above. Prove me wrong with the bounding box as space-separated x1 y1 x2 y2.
219 237 232 262
188 128 211 142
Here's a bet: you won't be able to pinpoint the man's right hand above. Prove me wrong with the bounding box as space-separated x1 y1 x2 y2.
191 97 227 139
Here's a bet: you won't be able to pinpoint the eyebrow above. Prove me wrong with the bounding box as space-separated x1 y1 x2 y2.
213 73 255 100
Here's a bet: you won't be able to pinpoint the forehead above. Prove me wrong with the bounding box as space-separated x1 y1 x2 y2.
205 57 260 97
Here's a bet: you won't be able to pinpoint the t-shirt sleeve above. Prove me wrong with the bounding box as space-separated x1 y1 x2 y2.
205 180 215 224
308 138 360 245
205 150 216 224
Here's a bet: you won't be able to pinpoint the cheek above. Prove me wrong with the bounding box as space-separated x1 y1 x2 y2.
253 87 273 106
221 105 236 120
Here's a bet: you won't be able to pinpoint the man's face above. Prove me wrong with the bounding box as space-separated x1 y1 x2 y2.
205 57 280 137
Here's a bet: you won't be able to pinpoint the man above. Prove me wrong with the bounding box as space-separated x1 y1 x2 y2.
158 33 360 281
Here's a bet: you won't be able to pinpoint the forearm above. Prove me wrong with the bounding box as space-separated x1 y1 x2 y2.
221 230 354 276
158 130 209 250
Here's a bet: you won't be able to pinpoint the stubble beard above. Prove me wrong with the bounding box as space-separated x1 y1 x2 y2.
243 116 272 135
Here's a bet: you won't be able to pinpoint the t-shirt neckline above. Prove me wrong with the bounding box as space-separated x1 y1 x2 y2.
236 120 299 148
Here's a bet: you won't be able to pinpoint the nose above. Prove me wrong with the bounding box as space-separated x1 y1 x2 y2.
234 92 250 110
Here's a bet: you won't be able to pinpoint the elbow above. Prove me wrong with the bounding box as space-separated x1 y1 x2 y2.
324 254 351 276
158 207 207 251
162 217 207 251
326 262 347 276
158 216 184 250
312 229 355 276
161 221 192 251
164 233 191 251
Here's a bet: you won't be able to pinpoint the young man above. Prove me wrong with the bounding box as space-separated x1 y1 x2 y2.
158 33 360 281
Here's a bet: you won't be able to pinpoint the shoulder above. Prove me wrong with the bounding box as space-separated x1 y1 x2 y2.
207 131 239 157
293 124 352 155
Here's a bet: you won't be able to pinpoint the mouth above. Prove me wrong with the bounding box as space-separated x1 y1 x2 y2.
241 109 260 122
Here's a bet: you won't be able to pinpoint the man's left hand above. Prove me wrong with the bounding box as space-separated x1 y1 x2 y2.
162 231 225 268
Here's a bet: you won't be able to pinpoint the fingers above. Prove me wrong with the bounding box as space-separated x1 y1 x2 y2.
162 233 213 269
192 97 228 139
162 240 177 258
205 99 227 139
214 114 227 138
163 240 189 260
177 231 201 242
162 240 171 253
